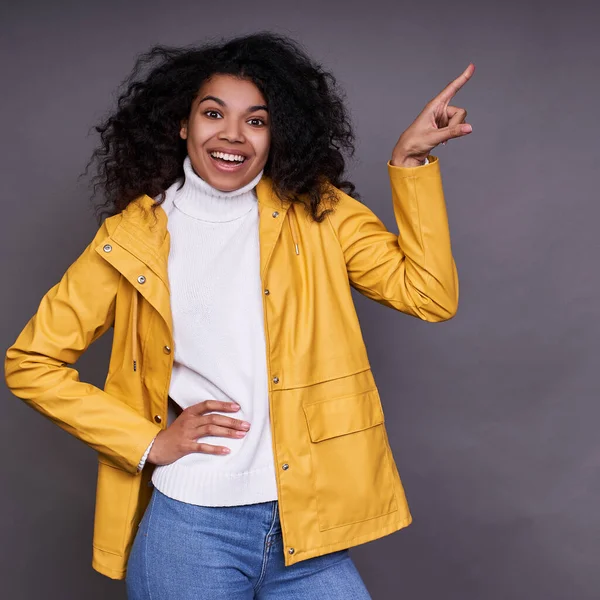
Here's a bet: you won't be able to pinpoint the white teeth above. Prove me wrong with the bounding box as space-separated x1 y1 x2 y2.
210 151 246 162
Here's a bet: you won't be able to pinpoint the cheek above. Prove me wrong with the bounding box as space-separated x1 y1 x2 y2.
255 132 271 161
186 121 215 148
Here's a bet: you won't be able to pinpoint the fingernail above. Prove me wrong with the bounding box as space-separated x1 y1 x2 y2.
231 403 241 409
462 124 472 133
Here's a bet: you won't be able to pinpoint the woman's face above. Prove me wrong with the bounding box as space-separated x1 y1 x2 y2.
180 74 271 191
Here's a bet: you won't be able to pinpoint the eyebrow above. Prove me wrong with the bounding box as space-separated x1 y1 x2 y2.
198 95 269 113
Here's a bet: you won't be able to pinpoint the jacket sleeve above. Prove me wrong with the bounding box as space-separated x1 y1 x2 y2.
4 218 162 475
325 154 459 322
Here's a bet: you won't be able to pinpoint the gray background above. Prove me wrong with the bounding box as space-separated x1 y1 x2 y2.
1 0 598 598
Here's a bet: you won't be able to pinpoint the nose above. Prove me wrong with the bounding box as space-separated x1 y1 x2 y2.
218 119 244 143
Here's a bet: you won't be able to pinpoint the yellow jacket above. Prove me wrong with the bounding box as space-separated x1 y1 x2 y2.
4 154 458 580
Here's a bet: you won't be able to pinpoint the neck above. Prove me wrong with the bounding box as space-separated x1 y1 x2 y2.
173 155 264 222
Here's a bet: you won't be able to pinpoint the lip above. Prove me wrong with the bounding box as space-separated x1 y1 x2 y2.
208 148 249 159
208 152 249 173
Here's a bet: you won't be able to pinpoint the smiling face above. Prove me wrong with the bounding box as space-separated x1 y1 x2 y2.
180 74 271 192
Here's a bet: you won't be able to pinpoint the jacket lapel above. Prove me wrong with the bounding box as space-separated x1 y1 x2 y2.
99 195 172 334
255 176 292 278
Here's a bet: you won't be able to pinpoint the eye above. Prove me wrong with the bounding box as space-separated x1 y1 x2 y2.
204 110 222 119
248 117 266 126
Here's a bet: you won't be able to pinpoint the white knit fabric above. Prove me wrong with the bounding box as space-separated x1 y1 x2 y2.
140 155 278 506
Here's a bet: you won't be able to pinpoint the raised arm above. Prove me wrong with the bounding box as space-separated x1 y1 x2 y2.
325 63 475 321
326 155 458 321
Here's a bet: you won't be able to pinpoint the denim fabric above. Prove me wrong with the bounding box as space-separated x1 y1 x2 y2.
126 486 372 599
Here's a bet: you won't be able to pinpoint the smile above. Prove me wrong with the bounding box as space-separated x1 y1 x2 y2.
208 151 248 173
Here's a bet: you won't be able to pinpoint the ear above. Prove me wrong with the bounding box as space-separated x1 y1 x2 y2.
179 119 188 140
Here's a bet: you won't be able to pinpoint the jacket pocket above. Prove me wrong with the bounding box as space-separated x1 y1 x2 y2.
302 388 399 531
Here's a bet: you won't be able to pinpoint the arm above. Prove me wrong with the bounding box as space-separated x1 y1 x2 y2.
330 62 474 319
325 154 458 321
4 218 162 475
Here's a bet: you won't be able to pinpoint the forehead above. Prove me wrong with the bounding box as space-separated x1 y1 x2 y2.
197 74 267 107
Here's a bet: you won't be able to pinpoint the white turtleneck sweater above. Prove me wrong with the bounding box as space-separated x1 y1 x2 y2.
139 155 278 507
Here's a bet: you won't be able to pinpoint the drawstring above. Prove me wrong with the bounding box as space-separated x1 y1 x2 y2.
132 289 138 372
287 203 300 256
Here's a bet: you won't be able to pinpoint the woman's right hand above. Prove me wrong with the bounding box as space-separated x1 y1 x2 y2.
147 400 251 466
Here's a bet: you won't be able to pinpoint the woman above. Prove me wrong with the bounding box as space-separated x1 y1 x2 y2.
4 31 473 598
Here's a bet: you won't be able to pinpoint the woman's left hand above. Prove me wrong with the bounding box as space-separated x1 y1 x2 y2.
391 63 475 167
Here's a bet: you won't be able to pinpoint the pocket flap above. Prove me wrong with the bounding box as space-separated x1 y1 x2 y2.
303 388 384 442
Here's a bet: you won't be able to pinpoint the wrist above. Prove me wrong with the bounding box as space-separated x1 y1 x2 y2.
390 154 427 168
145 434 159 465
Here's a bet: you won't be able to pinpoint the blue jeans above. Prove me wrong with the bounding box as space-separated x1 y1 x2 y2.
126 487 372 599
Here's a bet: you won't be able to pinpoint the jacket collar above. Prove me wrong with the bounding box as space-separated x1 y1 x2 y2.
101 174 295 337
113 174 291 275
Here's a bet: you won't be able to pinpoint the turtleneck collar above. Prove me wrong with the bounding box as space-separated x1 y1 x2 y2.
174 155 264 222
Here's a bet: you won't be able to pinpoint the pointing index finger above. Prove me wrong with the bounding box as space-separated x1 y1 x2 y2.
434 63 475 104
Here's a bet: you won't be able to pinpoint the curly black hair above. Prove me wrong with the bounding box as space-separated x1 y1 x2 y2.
84 31 361 225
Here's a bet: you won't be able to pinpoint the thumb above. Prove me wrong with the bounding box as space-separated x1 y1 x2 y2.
430 123 472 145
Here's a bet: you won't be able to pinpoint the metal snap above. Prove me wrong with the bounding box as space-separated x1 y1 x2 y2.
272 376 279 384
288 548 295 554
264 289 270 295
153 414 162 423
272 211 279 218
103 244 112 252
282 463 289 470
137 275 146 284
163 345 171 354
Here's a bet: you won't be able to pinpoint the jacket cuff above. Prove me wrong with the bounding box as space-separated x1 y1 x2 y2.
137 434 158 472
387 154 438 176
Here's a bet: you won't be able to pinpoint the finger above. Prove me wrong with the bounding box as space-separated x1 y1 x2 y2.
432 63 475 105
196 423 249 438
431 122 473 145
188 399 241 415
437 106 466 145
195 414 251 431
436 109 449 130
447 106 467 128
189 442 232 455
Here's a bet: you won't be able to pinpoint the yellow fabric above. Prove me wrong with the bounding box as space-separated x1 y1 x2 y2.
4 154 458 579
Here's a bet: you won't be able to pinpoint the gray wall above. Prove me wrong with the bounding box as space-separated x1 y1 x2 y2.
1 0 598 597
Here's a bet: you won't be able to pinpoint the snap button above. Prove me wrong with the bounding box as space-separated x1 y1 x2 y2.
272 211 279 218
163 345 171 354
288 548 295 554
282 463 289 470
103 244 112 252
153 414 162 423
264 289 270 295
272 376 279 384
137 275 146 284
